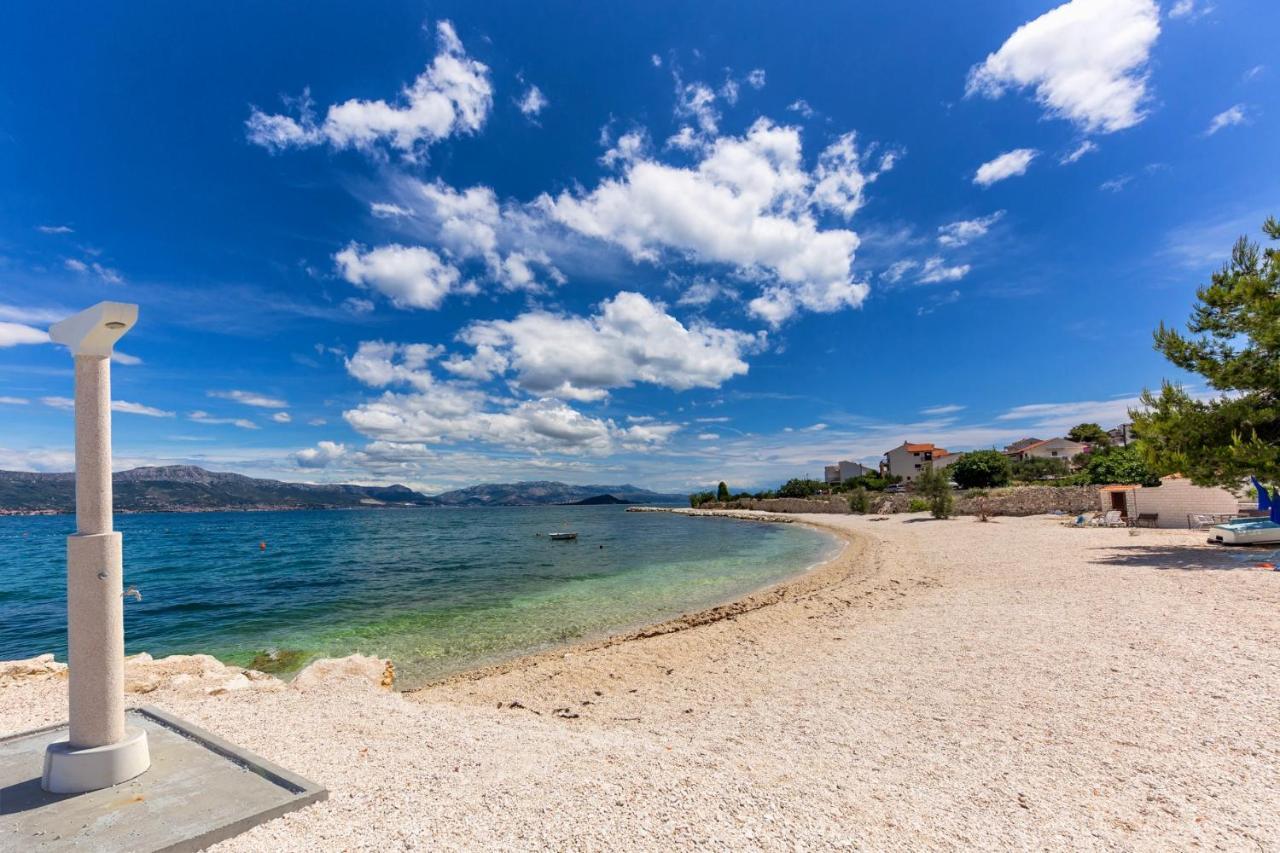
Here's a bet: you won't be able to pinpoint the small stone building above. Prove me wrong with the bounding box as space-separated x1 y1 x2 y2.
1099 475 1246 528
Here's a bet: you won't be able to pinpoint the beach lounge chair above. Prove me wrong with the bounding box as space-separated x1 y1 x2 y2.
1090 510 1125 527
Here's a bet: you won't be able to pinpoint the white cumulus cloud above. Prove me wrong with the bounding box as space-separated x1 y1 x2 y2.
246 21 491 160
542 118 880 326
448 291 759 400
344 387 677 455
294 440 348 468
966 0 1160 134
334 242 464 310
973 148 1038 186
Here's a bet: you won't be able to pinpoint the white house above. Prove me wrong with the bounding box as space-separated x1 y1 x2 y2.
1005 437 1089 465
882 442 962 483
824 460 874 484
1100 475 1248 528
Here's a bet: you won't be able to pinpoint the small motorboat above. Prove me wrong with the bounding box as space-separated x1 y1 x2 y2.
1209 517 1280 546
1210 477 1280 545
548 532 578 541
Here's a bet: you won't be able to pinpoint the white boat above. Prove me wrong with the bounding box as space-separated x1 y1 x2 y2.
548 532 578 541
1209 518 1280 546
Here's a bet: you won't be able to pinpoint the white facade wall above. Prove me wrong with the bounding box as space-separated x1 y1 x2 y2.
1024 438 1088 462
934 453 963 471
885 445 946 482
837 461 871 481
1102 477 1245 528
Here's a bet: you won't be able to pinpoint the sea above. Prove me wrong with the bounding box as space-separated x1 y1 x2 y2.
0 506 838 689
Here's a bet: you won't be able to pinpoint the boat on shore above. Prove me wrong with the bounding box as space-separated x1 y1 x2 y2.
1210 479 1280 545
1209 517 1280 545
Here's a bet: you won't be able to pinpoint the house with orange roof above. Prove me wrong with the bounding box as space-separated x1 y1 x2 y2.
881 441 964 483
1003 437 1089 466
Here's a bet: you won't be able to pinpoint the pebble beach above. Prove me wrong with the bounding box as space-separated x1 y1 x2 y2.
3 511 1278 850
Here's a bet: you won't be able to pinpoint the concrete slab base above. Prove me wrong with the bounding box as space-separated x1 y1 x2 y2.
1 707 326 852
41 726 151 795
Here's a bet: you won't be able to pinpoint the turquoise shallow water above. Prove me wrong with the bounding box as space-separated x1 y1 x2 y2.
0 507 837 688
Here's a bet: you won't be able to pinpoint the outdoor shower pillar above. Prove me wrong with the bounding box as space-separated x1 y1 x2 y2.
42 302 150 794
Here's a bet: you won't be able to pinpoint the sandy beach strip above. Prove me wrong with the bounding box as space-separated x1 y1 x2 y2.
3 512 1278 850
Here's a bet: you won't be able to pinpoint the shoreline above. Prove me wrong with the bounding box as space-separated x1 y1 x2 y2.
0 502 695 517
1 508 843 688
411 511 853 692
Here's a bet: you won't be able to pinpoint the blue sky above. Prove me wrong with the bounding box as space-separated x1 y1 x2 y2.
1 0 1276 493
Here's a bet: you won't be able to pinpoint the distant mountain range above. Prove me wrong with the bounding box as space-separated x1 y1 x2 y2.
429 480 682 507
0 466 684 514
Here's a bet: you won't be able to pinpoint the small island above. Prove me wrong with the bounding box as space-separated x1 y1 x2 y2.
561 494 635 506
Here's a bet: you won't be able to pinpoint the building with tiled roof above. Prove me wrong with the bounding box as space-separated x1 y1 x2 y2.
881 441 964 483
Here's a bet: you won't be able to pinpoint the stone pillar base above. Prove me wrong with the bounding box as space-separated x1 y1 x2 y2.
41 727 150 794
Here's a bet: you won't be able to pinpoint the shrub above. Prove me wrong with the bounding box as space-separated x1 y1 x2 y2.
777 478 825 498
968 489 991 521
907 498 929 512
948 450 1012 489
843 473 902 492
916 465 954 519
1011 456 1069 482
848 487 871 514
689 491 716 508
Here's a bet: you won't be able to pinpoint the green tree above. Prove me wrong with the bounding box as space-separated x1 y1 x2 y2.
848 487 871 514
689 491 716 508
1011 456 1069 482
1133 217 1280 486
1081 444 1159 486
716 481 730 502
915 465 954 519
1067 422 1111 447
843 473 901 492
948 450 1012 489
777 478 824 498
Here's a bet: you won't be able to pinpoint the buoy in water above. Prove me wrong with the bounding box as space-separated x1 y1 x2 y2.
259 541 267 551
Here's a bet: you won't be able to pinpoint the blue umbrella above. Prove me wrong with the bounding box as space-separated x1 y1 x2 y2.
1251 476 1272 511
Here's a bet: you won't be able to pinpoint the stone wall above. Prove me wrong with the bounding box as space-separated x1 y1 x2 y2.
708 485 1101 517
712 495 851 514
